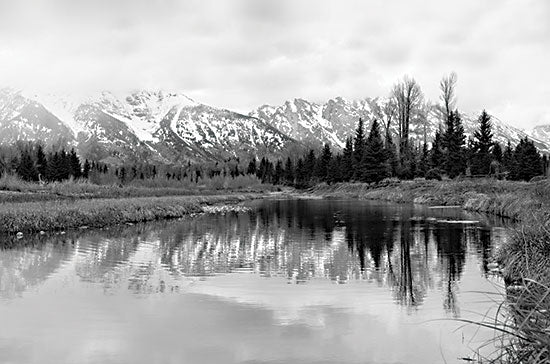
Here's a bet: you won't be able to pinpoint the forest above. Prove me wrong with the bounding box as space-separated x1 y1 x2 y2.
0 74 546 188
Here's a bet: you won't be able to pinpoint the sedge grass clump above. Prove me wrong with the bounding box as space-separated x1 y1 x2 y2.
0 194 256 234
469 278 550 364
477 218 550 363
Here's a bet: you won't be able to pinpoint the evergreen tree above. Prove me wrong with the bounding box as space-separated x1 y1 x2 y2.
418 142 429 178
247 157 257 175
430 129 445 169
36 144 47 180
511 137 542 181
284 157 294 185
316 143 332 181
69 148 82 179
17 150 38 181
59 149 71 180
443 110 466 178
47 151 65 181
492 143 503 163
273 160 283 184
342 137 354 181
384 133 398 177
328 154 342 184
361 119 388 183
353 118 366 179
304 149 316 182
471 110 493 175
502 141 514 176
83 159 91 179
295 158 306 187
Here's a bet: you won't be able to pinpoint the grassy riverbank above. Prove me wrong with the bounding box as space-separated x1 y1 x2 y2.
312 179 550 363
0 174 273 203
0 193 260 237
311 179 550 220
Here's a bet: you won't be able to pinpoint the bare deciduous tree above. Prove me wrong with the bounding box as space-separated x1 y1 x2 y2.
383 98 397 143
439 72 457 123
390 76 424 155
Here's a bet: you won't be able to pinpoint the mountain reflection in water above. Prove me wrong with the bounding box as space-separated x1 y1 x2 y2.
0 199 509 364
1 199 505 312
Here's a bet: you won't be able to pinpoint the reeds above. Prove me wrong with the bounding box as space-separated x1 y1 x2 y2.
0 174 273 203
462 279 550 364
0 194 257 235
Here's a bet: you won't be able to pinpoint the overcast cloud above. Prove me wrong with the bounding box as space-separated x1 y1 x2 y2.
0 0 548 128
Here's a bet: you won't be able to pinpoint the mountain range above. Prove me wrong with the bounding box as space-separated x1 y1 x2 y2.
1 87 549 165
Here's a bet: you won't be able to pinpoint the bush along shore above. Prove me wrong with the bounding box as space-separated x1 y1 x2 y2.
0 194 260 236
312 179 550 363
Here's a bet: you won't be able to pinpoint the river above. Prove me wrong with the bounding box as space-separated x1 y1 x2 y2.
0 199 508 364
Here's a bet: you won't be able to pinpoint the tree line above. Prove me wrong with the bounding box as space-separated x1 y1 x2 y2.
245 73 546 186
0 73 546 186
246 110 545 187
0 141 251 185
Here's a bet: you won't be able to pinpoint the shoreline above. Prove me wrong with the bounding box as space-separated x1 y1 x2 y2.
309 179 546 220
308 179 550 362
0 193 264 236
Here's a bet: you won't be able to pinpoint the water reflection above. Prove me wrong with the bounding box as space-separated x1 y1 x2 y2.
1 199 503 315
0 199 509 364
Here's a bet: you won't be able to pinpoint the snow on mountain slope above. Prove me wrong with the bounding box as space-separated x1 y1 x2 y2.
0 88 299 163
0 89 75 144
2 86 549 164
530 124 550 147
252 98 348 148
252 96 550 153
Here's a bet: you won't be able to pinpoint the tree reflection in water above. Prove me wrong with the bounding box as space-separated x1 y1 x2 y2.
0 199 499 314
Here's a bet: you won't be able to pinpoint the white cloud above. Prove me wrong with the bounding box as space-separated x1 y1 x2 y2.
0 0 548 127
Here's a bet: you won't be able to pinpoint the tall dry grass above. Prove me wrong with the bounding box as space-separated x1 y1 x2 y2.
0 193 258 236
0 174 273 203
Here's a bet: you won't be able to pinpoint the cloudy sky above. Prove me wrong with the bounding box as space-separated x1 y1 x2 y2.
0 0 548 128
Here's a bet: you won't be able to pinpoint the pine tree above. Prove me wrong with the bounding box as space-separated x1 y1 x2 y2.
247 157 257 175
69 148 82 179
353 118 366 179
295 158 306 188
492 143 503 163
361 119 388 183
511 137 542 181
328 154 342 184
443 110 466 178
418 142 429 178
502 141 514 176
384 133 398 177
284 157 294 185
47 151 65 181
274 160 283 184
316 143 332 182
82 159 91 179
430 129 444 170
17 150 38 182
342 137 354 181
36 144 47 180
304 149 316 182
59 149 71 180
471 110 493 175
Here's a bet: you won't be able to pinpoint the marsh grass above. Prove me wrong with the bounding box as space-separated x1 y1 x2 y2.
455 279 550 364
312 179 550 220
0 174 273 203
0 194 258 235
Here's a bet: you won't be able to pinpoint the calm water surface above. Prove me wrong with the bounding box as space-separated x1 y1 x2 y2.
0 199 508 364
